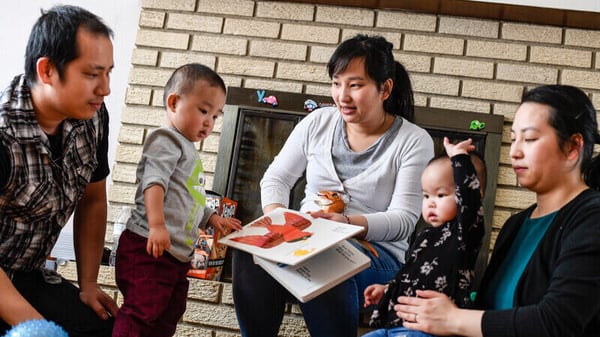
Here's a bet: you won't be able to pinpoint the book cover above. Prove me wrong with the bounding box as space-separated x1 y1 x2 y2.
219 208 364 266
187 194 238 281
254 239 371 302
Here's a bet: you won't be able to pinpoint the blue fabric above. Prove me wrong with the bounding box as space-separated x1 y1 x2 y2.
362 326 436 337
232 241 401 337
483 211 556 310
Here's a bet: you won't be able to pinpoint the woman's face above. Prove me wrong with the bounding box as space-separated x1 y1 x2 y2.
330 57 391 125
510 102 572 194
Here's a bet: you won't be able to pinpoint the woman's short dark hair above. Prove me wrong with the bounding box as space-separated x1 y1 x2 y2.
327 34 415 122
522 85 600 190
24 5 113 86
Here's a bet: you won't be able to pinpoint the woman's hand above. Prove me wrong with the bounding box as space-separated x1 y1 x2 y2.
307 210 347 224
395 290 483 337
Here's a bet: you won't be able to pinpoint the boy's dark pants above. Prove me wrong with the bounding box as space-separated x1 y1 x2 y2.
113 230 190 337
0 269 114 337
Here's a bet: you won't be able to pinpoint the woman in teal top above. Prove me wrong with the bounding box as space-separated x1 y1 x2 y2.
394 85 600 337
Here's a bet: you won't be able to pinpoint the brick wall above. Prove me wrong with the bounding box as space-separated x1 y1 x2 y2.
71 0 600 336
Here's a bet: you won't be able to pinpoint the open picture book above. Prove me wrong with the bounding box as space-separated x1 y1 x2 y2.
254 239 371 302
219 208 364 266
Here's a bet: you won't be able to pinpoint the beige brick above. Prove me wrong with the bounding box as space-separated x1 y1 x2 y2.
111 162 138 184
159 51 216 69
128 67 173 87
393 52 431 73
309 45 337 63
117 126 146 145
433 57 494 78
221 283 234 305
501 22 562 44
191 35 247 56
462 80 523 103
122 105 166 127
167 13 223 33
341 29 402 49
411 74 460 96
139 10 165 28
142 0 195 11
281 24 340 44
565 28 600 48
429 96 491 114
256 1 314 21
224 18 281 38
109 183 137 204
404 34 464 55
502 124 512 143
316 6 374 27
218 57 275 77
183 301 239 329
439 17 499 38
376 11 436 32
125 86 152 105
278 316 311 337
593 93 600 109
187 279 222 302
414 93 428 107
531 46 592 68
243 79 303 93
131 48 158 66
305 83 331 97
492 209 512 229
495 187 536 210
562 69 600 90
499 144 511 165
493 103 519 121
497 165 517 186
250 41 308 61
497 63 558 85
115 144 144 164
136 29 189 50
174 324 213 337
152 89 165 107
202 134 221 153
222 75 243 89
466 40 527 61
200 152 217 173
196 0 255 16
277 62 329 83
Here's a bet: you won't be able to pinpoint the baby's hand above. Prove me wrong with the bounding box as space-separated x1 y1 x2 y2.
211 215 242 235
443 137 475 158
147 226 171 258
364 284 386 307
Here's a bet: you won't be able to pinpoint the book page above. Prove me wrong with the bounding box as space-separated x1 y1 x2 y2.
219 208 364 265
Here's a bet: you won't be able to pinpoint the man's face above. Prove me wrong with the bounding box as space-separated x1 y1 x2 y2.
47 28 114 120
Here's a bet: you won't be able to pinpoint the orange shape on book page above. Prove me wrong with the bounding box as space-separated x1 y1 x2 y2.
293 248 315 256
230 211 313 248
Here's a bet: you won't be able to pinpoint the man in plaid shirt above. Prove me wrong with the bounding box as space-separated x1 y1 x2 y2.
0 5 118 336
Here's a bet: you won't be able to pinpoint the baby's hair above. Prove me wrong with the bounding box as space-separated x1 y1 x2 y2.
163 63 226 107
427 150 487 195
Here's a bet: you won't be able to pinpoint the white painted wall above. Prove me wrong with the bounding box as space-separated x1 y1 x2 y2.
0 0 141 186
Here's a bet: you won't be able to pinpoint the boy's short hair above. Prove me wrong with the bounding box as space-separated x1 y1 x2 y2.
163 63 226 106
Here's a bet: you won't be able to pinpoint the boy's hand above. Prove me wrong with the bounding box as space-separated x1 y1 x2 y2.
146 226 171 258
364 283 386 307
443 137 475 158
210 214 242 235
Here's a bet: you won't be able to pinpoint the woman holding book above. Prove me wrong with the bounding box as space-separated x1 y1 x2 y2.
232 34 434 337
395 85 600 337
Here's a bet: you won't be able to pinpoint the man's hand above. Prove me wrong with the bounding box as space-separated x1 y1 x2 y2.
79 281 118 320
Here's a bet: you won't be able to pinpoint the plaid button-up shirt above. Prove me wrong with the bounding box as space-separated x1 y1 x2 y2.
0 74 108 277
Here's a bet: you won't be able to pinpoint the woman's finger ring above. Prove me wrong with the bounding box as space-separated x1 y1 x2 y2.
414 313 418 322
